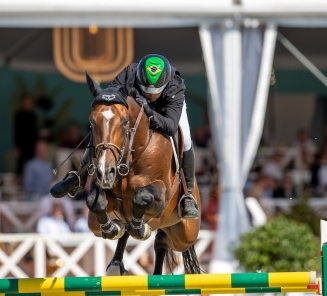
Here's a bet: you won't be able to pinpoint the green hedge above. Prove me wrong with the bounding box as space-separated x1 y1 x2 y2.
232 216 320 272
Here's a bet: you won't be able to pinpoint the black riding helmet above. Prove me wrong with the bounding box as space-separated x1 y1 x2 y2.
136 54 171 94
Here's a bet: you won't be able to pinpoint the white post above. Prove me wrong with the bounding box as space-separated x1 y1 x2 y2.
321 220 327 247
94 238 106 276
34 237 46 277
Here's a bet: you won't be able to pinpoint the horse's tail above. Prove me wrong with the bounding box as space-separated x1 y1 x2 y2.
182 245 203 274
164 245 203 274
164 248 179 274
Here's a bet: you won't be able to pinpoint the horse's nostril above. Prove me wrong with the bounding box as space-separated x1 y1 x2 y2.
97 168 103 179
106 166 115 175
106 166 116 182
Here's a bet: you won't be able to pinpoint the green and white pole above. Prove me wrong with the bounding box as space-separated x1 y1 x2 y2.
321 220 327 296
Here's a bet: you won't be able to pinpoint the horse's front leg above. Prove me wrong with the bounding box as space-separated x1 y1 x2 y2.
127 181 166 240
106 232 130 275
153 229 169 275
86 186 125 240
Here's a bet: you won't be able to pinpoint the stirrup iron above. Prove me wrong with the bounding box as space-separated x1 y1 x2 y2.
177 194 198 220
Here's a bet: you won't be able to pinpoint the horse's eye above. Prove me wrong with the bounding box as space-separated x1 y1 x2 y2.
123 119 129 127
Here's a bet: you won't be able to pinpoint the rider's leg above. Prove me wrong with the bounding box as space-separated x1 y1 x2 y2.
50 148 89 198
179 102 199 220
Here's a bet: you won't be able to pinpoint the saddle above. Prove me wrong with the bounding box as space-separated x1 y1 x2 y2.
172 125 184 172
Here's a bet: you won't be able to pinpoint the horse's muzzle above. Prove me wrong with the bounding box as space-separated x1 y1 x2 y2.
96 165 116 188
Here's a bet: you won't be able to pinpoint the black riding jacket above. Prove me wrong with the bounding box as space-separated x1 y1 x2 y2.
109 62 186 137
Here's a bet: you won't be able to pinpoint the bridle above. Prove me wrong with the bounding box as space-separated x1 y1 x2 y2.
88 105 153 179
92 125 129 176
52 104 152 181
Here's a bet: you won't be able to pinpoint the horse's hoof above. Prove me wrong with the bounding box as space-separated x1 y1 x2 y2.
140 224 152 240
106 260 129 276
128 223 152 241
111 220 126 240
103 220 126 240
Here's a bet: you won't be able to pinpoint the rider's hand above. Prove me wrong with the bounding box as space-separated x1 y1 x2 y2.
134 92 154 120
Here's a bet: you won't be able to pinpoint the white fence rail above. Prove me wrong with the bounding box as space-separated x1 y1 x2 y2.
0 231 215 278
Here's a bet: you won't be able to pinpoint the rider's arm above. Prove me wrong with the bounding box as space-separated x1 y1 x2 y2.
150 91 185 136
150 104 183 136
109 63 138 88
149 72 186 136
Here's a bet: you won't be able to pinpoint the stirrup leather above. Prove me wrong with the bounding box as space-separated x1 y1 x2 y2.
177 194 198 220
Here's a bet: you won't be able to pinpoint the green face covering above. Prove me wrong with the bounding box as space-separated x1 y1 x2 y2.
145 57 165 85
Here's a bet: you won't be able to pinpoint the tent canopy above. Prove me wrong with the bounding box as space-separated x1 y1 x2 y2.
1 0 327 28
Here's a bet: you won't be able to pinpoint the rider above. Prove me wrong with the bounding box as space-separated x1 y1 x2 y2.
50 54 199 220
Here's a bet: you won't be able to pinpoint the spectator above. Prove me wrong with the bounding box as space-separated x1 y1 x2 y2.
293 128 316 171
310 152 321 196
317 148 327 196
245 175 268 203
203 184 220 230
264 175 277 198
38 181 76 231
193 127 208 148
23 141 53 198
245 175 271 214
273 173 301 199
36 200 71 234
60 123 87 150
14 93 38 178
56 123 87 182
74 203 91 233
262 151 284 182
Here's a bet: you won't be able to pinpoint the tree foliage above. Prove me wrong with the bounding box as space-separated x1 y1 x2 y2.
233 216 320 272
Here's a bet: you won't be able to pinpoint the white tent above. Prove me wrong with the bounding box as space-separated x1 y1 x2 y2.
2 0 327 273
1 0 327 28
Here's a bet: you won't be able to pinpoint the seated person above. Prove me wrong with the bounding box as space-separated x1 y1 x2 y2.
74 204 91 233
36 200 71 234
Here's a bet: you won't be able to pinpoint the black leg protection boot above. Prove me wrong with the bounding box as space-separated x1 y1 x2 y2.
180 145 199 220
50 148 89 198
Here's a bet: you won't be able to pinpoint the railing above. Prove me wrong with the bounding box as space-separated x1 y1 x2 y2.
0 200 85 233
0 231 215 278
1 197 327 233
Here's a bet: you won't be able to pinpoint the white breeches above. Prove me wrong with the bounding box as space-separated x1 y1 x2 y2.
179 101 192 152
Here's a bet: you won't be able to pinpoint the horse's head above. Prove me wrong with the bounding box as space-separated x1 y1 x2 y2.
86 72 130 189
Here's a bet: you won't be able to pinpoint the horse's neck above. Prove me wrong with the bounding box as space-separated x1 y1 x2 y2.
128 97 149 147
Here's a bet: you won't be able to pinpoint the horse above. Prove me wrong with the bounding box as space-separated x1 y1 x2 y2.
85 73 202 275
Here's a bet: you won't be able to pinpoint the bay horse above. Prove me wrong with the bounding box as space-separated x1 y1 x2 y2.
85 73 201 275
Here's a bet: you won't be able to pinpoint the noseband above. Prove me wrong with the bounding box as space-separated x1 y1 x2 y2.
93 128 130 176
88 105 152 178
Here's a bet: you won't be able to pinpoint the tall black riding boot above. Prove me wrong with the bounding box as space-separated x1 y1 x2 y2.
180 145 199 220
50 148 89 198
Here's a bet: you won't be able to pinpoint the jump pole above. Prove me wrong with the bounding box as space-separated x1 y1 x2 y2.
1 220 327 296
0 272 319 295
322 219 327 296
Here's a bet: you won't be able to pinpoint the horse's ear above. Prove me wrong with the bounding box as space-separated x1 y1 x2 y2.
85 71 102 98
